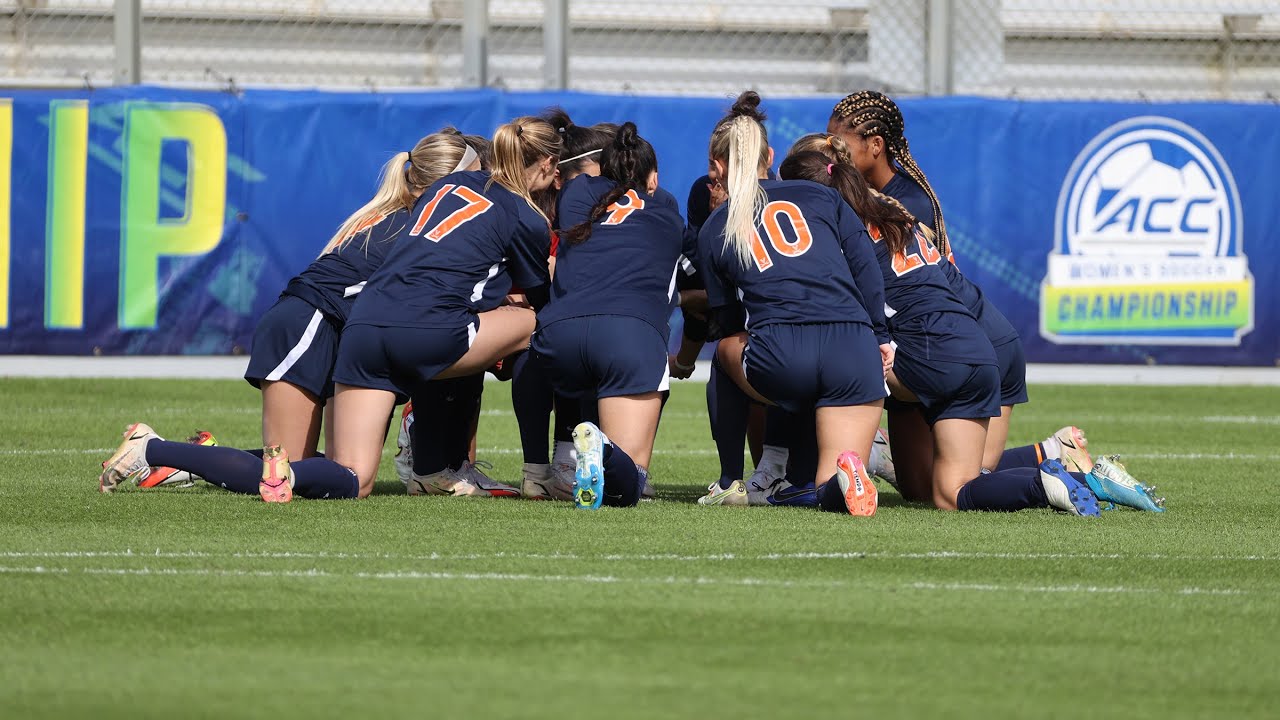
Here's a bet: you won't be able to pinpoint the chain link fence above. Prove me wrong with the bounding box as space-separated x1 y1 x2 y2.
2 1 1278 99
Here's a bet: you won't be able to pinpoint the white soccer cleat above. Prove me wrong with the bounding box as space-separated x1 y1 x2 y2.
393 402 415 486
745 465 786 506
697 480 748 506
98 423 161 493
868 427 898 489
407 466 517 497
522 462 575 501
1050 426 1094 474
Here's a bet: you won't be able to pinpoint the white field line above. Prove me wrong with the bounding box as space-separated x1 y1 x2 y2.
2 549 1274 563
5 447 1280 464
0 565 1248 597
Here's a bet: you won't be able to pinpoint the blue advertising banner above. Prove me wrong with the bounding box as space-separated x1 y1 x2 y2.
1 87 1276 365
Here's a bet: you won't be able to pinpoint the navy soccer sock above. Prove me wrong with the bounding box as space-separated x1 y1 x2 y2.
784 408 819 490
512 351 554 464
708 355 749 488
763 405 790 448
146 439 260 495
290 458 360 499
553 393 581 445
444 373 484 469
956 468 1050 512
817 473 846 513
994 443 1046 472
408 380 458 475
601 441 642 508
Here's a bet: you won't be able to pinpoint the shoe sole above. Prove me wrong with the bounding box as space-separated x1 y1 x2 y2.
1040 462 1100 517
572 423 605 510
1056 427 1094 473
260 448 293 504
836 452 878 516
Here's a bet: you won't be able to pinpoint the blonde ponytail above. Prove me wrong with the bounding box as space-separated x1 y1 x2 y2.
722 116 769 267
488 116 562 224
708 90 771 268
320 130 471 256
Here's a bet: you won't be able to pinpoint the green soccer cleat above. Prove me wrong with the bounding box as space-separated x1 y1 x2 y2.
1085 456 1166 513
697 480 748 507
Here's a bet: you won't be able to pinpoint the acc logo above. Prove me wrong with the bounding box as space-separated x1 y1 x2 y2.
1041 116 1253 346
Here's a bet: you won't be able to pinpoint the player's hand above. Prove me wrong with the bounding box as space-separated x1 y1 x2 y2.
707 181 727 212
669 354 696 380
879 343 895 378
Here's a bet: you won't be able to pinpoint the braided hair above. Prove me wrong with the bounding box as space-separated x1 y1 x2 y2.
561 122 657 246
779 150 916 256
829 90 948 254
708 90 771 268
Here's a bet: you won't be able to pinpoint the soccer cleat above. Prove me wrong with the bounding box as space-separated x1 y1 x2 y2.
1085 456 1166 513
521 463 575 501
765 481 819 508
394 402 415 486
697 480 748 506
571 422 606 510
456 460 520 498
99 423 161 493
1051 426 1094 474
744 464 785 506
835 451 878 516
137 430 218 489
259 444 294 503
1038 458 1100 517
867 427 898 490
640 472 656 501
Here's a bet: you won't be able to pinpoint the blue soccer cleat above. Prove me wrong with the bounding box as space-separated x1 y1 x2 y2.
1038 458 1101 517
1085 456 1166 513
571 421 606 510
765 480 819 508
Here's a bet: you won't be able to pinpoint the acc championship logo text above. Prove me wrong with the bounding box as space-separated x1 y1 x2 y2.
1041 116 1253 345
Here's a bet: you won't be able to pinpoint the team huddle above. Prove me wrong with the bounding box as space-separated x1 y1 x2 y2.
97 90 1167 517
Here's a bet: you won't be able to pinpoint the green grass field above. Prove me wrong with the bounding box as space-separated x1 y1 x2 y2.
1 377 1278 719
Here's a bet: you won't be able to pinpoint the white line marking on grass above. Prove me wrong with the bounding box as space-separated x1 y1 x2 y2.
0 565 1249 597
3 549 1275 563
0 447 114 456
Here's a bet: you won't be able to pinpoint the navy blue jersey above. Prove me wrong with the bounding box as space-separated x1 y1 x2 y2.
938 252 1020 346
281 209 407 325
540 175 685 341
347 171 551 330
883 171 935 231
871 223 993 364
697 179 888 343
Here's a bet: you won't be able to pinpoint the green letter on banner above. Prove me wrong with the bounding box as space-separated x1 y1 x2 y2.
120 103 226 329
45 100 89 329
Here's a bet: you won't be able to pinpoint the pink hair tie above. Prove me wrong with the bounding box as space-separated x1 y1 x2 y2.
826 163 834 175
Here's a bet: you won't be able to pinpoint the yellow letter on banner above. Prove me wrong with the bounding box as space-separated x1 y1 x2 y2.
0 100 10 328
120 103 227 329
45 100 89 329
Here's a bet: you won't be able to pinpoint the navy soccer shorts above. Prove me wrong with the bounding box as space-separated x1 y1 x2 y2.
994 336 1029 406
331 322 474 399
892 350 1001 424
531 315 670 399
244 295 340 399
742 322 887 415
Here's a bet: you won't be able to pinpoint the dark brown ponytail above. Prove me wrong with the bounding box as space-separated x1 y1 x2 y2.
778 150 915 256
562 121 657 246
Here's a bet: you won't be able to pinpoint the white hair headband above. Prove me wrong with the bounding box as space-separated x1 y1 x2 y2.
452 144 479 173
557 148 602 166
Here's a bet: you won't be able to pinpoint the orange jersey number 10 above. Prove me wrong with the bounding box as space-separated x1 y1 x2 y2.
602 189 645 225
750 201 813 272
409 184 495 242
